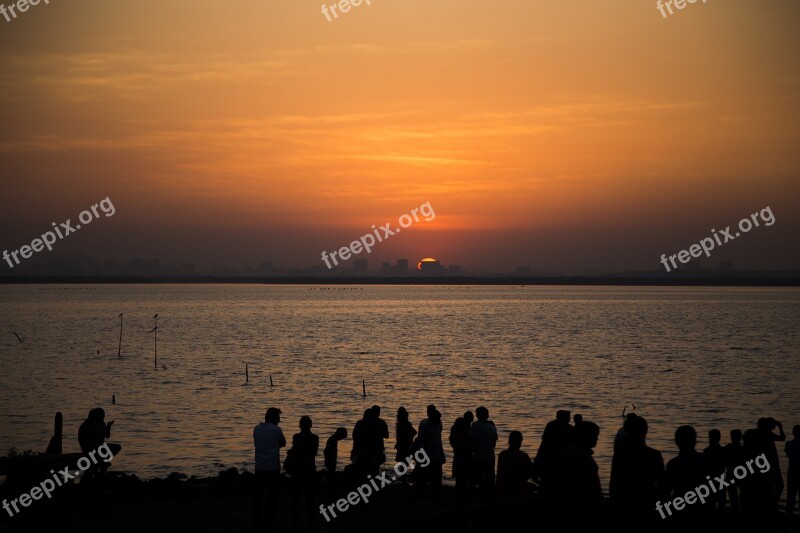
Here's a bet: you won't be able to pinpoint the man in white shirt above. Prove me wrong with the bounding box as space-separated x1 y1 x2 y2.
253 407 286 529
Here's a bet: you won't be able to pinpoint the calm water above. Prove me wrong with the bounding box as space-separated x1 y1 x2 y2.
1 285 798 490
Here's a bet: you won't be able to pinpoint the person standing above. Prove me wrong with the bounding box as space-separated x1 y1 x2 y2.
469 406 498 502
785 425 800 517
449 411 474 505
289 416 319 526
415 405 446 504
395 407 417 483
496 431 533 502
253 407 286 530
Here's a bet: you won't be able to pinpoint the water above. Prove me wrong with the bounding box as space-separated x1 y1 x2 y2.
1 284 798 489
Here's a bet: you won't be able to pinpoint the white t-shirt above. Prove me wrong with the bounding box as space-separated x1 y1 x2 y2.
254 422 285 472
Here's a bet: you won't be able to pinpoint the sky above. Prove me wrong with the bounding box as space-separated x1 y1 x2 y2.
0 0 798 274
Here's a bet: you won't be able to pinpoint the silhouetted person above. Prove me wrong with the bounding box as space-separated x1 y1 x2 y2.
496 431 532 502
664 425 709 532
253 407 286 529
560 421 602 531
449 411 473 505
573 413 583 427
395 407 417 465
469 406 498 503
704 429 726 512
372 405 390 460
77 407 116 479
609 415 664 532
352 408 382 477
756 417 785 515
78 408 113 454
534 409 572 493
786 425 800 517
289 416 318 525
614 412 637 452
324 427 347 499
415 405 445 504
741 428 772 528
724 429 745 514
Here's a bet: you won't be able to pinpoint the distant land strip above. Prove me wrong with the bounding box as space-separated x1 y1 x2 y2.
1 274 800 286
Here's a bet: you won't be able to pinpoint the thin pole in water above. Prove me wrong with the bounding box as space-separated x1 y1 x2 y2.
362 379 366 398
12 331 22 343
151 314 159 369
269 374 274 387
246 363 249 384
117 313 123 357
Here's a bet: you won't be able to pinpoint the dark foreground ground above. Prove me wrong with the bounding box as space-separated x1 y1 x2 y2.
1 469 799 533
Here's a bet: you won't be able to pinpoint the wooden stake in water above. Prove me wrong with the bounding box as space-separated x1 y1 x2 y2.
151 314 159 369
112 394 116 405
362 379 366 398
269 374 274 387
246 363 249 384
12 331 22 343
117 313 123 357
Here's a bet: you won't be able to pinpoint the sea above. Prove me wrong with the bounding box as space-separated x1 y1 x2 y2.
1 284 798 490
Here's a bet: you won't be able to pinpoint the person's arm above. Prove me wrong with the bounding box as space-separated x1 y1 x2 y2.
279 429 287 448
105 420 114 439
776 421 786 442
312 435 319 457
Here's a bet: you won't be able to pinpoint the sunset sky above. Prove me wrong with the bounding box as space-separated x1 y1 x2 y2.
1 0 798 273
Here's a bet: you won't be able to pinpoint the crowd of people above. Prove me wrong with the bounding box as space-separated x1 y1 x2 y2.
251 406 799 531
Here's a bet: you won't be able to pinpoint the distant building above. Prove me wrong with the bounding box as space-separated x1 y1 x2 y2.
396 259 409 275
353 259 368 275
258 261 275 275
380 262 392 275
448 265 462 275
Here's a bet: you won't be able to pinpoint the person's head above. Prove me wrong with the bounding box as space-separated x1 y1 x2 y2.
90 408 106 422
452 417 468 432
708 429 721 445
265 407 281 425
463 411 474 424
371 405 381 417
556 410 571 424
675 425 697 453
426 404 437 417
793 425 800 439
430 409 442 423
625 415 648 443
575 421 600 449
757 417 776 432
363 408 372 420
334 427 348 440
508 431 523 450
730 429 742 444
397 407 408 421
299 416 312 432
476 406 489 421
573 414 583 425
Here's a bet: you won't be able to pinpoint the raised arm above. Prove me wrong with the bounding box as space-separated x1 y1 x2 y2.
775 421 786 442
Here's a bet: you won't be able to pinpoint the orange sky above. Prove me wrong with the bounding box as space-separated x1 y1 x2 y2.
0 0 798 273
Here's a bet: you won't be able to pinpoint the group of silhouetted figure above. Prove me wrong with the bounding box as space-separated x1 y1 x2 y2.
251 406 800 531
